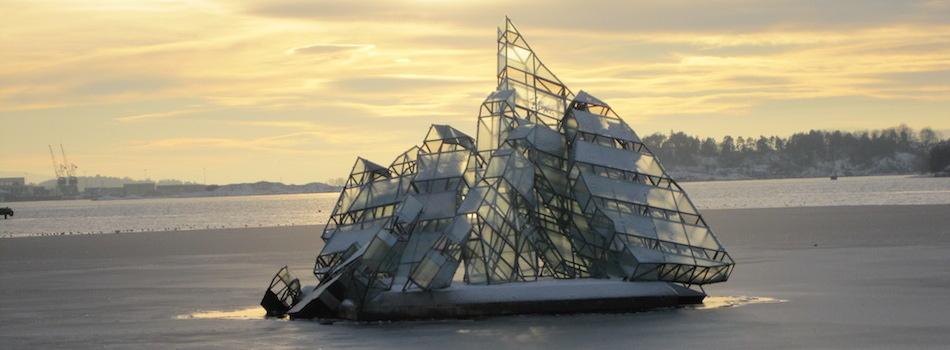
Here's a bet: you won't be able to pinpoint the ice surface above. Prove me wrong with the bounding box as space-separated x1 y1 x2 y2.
3 205 950 348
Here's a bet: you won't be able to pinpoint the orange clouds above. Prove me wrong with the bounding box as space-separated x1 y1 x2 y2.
2 1 949 183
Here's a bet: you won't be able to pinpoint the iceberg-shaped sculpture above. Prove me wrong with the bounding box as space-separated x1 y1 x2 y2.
262 19 734 321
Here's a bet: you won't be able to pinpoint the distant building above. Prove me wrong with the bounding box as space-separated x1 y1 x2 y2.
156 184 207 196
84 187 125 198
61 176 79 197
0 177 29 201
0 177 26 188
0 177 53 202
29 186 51 198
123 182 156 197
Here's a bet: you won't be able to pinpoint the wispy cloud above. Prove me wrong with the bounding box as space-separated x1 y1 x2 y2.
286 43 375 55
134 126 408 155
114 106 208 122
134 134 331 154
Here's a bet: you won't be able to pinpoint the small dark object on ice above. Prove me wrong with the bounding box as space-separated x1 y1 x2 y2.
0 207 13 219
261 266 301 317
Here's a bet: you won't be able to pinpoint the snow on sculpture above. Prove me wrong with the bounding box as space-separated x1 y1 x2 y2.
261 19 734 321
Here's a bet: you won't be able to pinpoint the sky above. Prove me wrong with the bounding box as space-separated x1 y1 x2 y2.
2 0 949 184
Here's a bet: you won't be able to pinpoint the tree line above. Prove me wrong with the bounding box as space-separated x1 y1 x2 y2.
640 125 948 180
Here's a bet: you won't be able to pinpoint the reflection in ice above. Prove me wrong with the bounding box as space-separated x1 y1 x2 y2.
176 307 266 320
171 297 779 322
695 296 787 310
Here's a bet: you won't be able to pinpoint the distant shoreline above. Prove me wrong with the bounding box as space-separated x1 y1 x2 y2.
0 173 944 206
0 190 340 205
672 171 930 182
4 203 949 248
0 222 322 239
5 173 943 203
88 189 341 201
4 174 947 238
5 201 949 240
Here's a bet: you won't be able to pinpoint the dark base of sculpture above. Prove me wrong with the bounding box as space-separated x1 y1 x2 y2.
284 279 705 321
260 290 291 317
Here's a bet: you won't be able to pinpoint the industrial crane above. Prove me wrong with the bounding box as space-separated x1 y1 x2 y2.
59 144 77 178
48 144 79 196
48 144 63 178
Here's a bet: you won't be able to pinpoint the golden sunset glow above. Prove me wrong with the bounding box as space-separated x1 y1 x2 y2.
3 0 950 183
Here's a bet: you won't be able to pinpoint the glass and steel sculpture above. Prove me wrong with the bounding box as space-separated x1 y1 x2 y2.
262 18 734 320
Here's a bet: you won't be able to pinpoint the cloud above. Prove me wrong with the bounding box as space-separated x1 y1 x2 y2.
229 119 413 144
245 0 500 26
232 120 324 129
327 75 488 93
135 127 407 155
873 69 950 87
286 43 375 55
114 106 206 122
139 137 241 149
71 77 174 96
5 0 950 183
242 0 950 32
134 134 328 154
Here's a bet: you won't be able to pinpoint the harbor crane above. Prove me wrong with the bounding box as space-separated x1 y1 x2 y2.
48 145 63 178
48 144 79 197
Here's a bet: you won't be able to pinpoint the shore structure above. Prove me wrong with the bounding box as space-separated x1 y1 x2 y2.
262 19 734 321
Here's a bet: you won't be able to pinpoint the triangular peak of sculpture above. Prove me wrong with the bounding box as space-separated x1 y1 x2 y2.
497 18 573 127
262 19 734 321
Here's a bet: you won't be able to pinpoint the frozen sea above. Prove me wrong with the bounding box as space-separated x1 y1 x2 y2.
1 204 949 349
1 175 949 348
1 175 949 237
